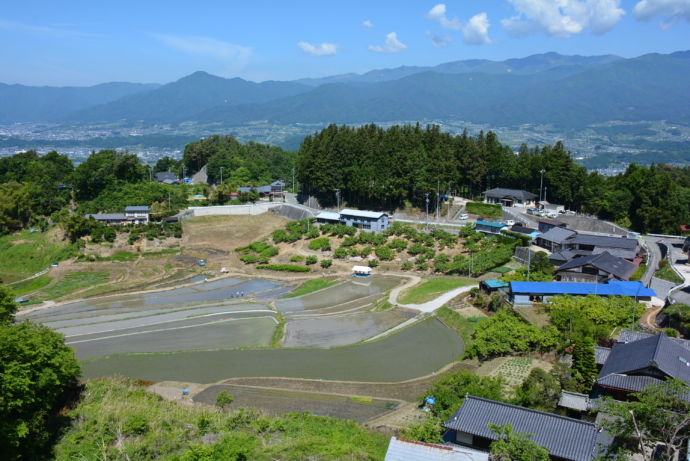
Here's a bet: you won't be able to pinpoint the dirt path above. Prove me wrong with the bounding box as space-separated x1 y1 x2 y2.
640 304 664 330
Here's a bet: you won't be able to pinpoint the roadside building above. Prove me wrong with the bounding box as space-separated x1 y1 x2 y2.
443 395 611 461
315 211 341 225
539 201 565 214
509 281 655 306
537 218 567 234
238 181 285 199
482 188 537 207
84 213 127 225
475 220 507 235
479 279 509 295
124 206 150 224
554 251 638 283
385 437 488 461
339 209 389 231
270 180 285 198
563 234 638 254
537 227 577 252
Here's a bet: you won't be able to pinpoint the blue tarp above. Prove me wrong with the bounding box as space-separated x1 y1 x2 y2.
483 279 510 289
476 220 506 229
510 281 656 297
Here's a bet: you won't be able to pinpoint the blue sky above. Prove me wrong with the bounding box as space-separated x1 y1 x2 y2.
1 0 688 86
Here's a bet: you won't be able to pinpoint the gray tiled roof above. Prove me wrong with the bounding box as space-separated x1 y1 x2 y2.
594 346 611 365
558 391 591 411
238 185 272 194
482 188 537 201
598 333 690 384
443 395 606 461
597 373 666 393
568 234 638 250
591 247 637 260
85 213 126 220
385 437 488 461
618 329 690 351
540 227 577 244
556 251 637 280
510 224 538 235
124 206 150 212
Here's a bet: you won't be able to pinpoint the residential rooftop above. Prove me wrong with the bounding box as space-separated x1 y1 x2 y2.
510 280 655 297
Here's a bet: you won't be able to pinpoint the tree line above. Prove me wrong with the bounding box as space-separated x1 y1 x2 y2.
296 123 690 234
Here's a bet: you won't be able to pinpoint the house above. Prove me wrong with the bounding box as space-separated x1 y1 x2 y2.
595 332 690 401
315 211 341 225
155 172 179 184
554 251 638 283
537 227 577 252
238 181 285 199
564 234 638 253
482 188 537 207
124 206 150 224
549 249 590 266
85 213 127 225
508 224 541 241
443 395 611 461
385 437 488 461
537 218 567 234
539 201 565 213
509 281 655 306
475 220 507 235
270 180 285 198
339 209 389 231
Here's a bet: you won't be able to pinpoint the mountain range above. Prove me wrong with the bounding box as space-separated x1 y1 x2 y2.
2 51 689 129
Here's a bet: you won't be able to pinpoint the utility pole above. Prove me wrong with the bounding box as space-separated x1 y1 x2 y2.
544 187 548 203
292 167 295 193
436 180 440 224
424 192 430 228
168 190 171 211
539 169 545 204
527 248 531 281
219 166 225 185
334 189 341 211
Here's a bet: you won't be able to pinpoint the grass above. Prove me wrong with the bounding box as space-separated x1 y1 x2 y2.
630 263 647 282
285 278 337 298
54 378 389 460
270 313 286 348
38 271 110 300
465 201 502 219
398 278 475 304
491 266 513 274
655 260 684 284
436 306 485 350
0 229 75 281
8 275 52 296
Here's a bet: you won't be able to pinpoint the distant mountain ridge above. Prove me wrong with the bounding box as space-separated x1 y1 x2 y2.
1 51 688 129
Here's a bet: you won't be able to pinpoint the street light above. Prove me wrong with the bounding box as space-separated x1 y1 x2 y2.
539 169 545 204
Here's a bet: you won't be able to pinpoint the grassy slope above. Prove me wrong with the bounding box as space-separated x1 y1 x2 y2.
465 202 502 219
8 274 52 296
398 278 475 304
655 262 684 284
436 306 485 350
37 272 110 301
54 378 388 460
0 229 74 282
285 278 337 298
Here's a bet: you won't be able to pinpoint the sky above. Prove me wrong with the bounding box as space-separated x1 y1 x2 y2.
1 0 689 86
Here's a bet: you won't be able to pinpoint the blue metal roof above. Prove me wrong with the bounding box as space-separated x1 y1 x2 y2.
510 281 655 297
483 279 509 289
476 220 506 229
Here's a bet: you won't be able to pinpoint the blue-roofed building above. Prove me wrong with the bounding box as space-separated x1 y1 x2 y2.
480 279 509 295
475 220 507 235
509 281 655 305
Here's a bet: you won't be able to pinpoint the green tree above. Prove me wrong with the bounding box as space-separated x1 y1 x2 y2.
401 417 444 444
489 424 550 461
424 370 504 421
0 322 80 459
0 286 18 326
515 368 561 412
571 337 597 392
215 390 234 410
600 379 690 460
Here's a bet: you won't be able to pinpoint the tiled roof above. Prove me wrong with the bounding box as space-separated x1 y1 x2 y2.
540 227 577 244
558 391 591 411
443 395 607 461
85 213 126 220
155 172 178 182
510 224 539 235
594 346 611 365
598 333 690 384
568 234 638 250
556 251 637 280
597 373 666 393
591 247 637 260
618 329 690 351
482 188 537 200
340 208 387 219
238 185 271 193
124 206 150 212
385 437 488 461
510 281 656 297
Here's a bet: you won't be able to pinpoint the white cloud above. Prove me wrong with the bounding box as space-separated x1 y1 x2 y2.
155 34 251 62
463 13 492 44
427 4 463 30
362 19 374 28
501 0 625 37
0 19 95 37
368 32 407 53
297 41 337 56
427 32 452 47
633 0 690 27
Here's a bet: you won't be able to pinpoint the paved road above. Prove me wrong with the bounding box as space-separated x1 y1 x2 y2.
641 236 663 287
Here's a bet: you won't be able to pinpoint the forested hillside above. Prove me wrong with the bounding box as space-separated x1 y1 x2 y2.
297 124 690 234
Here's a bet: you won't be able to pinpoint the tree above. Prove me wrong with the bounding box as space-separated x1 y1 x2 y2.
401 417 444 444
600 379 690 460
571 337 597 392
215 390 234 410
515 368 561 412
0 286 18 326
0 322 80 459
424 370 504 421
489 424 550 461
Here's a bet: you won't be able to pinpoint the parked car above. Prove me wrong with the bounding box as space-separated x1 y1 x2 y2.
547 212 558 218
527 208 538 215
505 220 515 226
197 259 206 267
459 213 469 220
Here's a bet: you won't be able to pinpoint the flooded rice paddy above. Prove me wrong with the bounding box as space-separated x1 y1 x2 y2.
24 274 463 383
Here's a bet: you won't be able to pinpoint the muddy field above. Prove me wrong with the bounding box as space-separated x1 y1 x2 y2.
194 384 399 422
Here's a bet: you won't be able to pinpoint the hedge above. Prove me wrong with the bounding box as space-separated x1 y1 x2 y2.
257 264 311 272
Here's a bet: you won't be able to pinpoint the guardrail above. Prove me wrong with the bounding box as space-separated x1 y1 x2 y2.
648 233 686 240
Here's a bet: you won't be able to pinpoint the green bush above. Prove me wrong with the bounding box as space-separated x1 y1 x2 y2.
368 259 379 268
257 264 311 272
320 259 332 268
305 255 317 265
289 255 304 262
308 237 331 251
375 246 394 261
334 247 348 259
388 238 408 251
401 261 413 271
